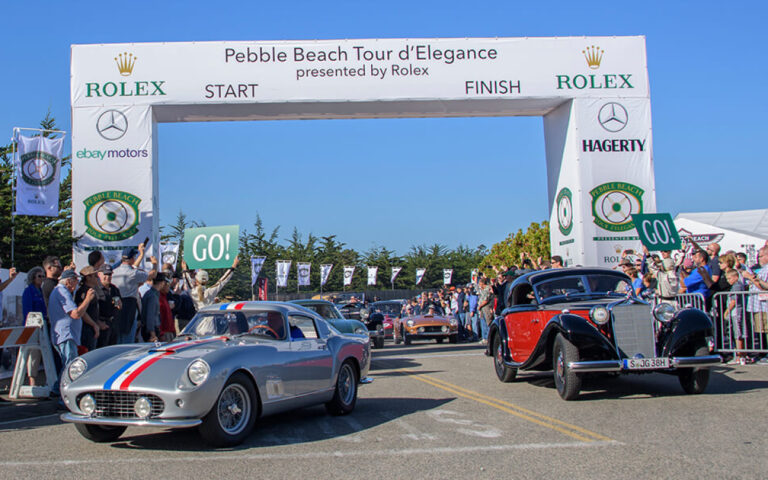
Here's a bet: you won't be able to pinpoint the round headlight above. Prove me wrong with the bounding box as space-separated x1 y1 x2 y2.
187 359 210 386
134 396 152 418
441 325 448 333
653 303 676 323
407 320 414 327
68 358 87 381
354 326 367 335
79 394 96 415
449 318 458 326
418 327 425 333
590 306 610 325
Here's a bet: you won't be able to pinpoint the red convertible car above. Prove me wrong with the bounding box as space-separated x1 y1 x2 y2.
488 268 721 400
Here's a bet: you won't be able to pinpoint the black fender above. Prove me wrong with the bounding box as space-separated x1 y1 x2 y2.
660 308 714 357
521 314 617 371
486 316 508 359
366 312 384 332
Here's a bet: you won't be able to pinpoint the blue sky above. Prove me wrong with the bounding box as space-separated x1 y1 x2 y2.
1 1 765 255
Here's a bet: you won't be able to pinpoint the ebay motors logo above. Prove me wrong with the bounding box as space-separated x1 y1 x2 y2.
76 148 149 160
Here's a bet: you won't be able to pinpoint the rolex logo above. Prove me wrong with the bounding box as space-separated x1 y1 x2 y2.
114 52 137 76
582 45 603 69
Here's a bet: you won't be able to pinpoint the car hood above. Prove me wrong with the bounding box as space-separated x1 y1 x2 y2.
328 318 366 334
70 336 247 392
407 315 452 326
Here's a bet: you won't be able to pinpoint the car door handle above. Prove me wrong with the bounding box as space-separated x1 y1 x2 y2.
531 318 540 324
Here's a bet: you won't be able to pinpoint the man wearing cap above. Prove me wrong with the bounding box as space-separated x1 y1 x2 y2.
75 266 103 352
97 264 121 348
48 270 96 379
112 243 157 344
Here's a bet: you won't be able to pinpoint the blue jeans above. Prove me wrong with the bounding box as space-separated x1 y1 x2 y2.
118 315 137 344
456 312 467 339
55 339 78 394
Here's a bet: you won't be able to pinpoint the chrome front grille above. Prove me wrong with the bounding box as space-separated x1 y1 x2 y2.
611 303 656 358
422 326 445 333
78 391 164 419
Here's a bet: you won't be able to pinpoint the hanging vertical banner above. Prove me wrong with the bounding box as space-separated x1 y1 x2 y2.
471 269 479 284
391 266 402 284
250 256 266 286
415 268 427 285
14 134 64 217
320 264 333 286
367 266 378 286
297 262 311 286
257 277 269 300
443 269 453 285
276 260 291 287
343 266 355 286
159 241 180 270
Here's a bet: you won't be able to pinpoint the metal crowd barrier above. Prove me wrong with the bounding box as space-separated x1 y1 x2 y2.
711 291 768 355
673 292 707 312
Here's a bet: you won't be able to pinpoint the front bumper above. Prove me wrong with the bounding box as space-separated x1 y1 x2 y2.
568 355 722 373
61 412 201 428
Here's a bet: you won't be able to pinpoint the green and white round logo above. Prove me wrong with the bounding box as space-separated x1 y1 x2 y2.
589 182 644 232
20 151 57 186
84 191 141 241
556 187 573 236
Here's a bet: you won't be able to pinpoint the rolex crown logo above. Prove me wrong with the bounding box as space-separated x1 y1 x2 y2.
582 45 603 69
114 52 137 76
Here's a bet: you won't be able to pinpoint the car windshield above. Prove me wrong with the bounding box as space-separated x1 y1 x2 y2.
534 274 632 303
299 303 343 320
373 303 401 316
181 310 287 340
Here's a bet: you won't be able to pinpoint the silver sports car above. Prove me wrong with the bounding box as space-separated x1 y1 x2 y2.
60 301 372 446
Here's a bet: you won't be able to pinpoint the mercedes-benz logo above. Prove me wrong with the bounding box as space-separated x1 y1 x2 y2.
598 102 628 132
96 110 128 140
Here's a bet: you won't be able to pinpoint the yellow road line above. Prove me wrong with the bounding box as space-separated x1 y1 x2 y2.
391 367 614 443
420 372 615 442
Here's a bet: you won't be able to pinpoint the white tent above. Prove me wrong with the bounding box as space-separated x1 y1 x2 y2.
674 209 768 263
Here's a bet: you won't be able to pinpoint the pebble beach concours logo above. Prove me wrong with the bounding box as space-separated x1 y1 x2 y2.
556 187 573 236
20 151 57 186
84 191 141 241
589 182 644 232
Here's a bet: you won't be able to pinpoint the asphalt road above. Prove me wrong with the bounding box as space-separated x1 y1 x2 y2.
1 341 767 479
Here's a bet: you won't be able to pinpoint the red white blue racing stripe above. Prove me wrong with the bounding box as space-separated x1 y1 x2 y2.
103 337 225 391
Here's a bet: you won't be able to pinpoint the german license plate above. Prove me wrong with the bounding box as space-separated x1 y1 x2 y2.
623 357 669 370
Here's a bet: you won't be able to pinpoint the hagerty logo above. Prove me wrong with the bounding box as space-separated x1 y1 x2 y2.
85 51 166 98
20 151 57 186
84 191 141 241
556 187 573 236
590 182 644 232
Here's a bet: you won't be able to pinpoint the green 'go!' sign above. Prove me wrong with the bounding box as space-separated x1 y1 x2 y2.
631 214 681 251
183 225 239 269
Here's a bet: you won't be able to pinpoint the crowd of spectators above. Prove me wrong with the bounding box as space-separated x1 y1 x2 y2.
4 245 237 401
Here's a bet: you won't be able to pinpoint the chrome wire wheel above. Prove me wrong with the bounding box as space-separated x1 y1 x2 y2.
556 349 565 382
338 363 356 406
217 383 251 435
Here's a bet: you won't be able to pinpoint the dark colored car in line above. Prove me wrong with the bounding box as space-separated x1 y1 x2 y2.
487 267 721 400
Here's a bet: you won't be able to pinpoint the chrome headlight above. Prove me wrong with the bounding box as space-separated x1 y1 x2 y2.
417 327 425 333
441 325 449 333
187 359 210 386
134 396 152 418
449 318 458 326
79 394 96 415
653 303 676 323
354 326 367 335
589 306 610 325
407 320 414 327
68 358 87 381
